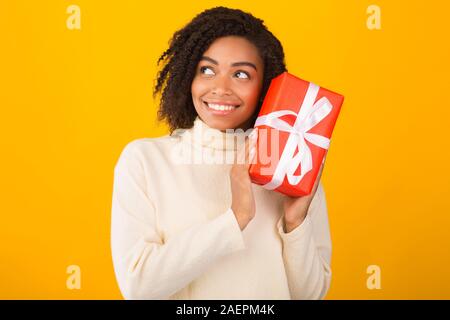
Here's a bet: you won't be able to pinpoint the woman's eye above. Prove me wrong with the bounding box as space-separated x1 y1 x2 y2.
235 71 250 79
200 66 215 75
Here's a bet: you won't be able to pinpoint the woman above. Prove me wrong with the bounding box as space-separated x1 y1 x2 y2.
111 6 332 300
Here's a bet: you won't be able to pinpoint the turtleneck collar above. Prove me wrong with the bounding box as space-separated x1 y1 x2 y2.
175 116 254 152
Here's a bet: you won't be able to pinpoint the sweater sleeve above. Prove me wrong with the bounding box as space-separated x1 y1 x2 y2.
110 141 246 300
276 182 332 300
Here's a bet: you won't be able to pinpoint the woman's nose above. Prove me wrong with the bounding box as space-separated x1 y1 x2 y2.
211 75 232 96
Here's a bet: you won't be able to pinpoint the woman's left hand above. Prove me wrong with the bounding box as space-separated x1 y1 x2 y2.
282 156 326 233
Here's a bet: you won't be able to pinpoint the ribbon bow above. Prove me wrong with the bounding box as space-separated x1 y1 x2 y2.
254 82 333 190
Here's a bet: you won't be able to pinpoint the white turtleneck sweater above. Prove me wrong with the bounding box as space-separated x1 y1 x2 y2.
110 116 332 300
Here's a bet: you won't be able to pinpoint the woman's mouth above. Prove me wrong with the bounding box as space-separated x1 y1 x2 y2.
202 100 240 115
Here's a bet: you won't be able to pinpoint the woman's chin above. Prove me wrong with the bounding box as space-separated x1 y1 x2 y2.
196 107 255 131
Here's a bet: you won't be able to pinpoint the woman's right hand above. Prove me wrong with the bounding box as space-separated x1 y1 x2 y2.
230 128 258 230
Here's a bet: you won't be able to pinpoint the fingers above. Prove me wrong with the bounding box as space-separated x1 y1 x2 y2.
233 128 258 169
311 152 327 194
248 128 258 166
317 162 324 183
318 150 328 178
234 135 247 165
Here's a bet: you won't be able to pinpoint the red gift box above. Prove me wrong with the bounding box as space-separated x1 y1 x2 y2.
249 72 344 197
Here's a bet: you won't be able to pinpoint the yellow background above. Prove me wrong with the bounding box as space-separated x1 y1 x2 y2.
1 0 449 299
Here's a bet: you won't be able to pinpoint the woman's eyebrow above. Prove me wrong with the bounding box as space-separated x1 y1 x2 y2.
200 56 258 71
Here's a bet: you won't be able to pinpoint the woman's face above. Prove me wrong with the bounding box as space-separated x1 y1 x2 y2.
191 36 264 131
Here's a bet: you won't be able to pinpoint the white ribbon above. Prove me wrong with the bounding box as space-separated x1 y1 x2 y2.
255 82 333 190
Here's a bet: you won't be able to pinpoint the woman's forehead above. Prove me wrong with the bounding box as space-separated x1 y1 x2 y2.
202 36 263 65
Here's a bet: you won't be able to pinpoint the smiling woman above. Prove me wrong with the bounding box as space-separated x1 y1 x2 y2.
191 36 264 131
111 6 332 300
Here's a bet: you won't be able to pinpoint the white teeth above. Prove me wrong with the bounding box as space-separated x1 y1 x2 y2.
206 103 237 111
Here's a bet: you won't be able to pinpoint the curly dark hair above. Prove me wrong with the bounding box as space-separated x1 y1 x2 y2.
153 6 287 133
